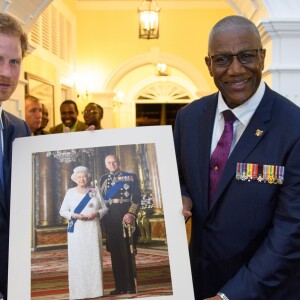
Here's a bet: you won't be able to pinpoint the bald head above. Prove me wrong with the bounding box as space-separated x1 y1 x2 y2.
205 15 266 108
208 15 262 54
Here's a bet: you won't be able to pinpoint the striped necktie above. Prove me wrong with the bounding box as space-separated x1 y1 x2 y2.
209 110 236 205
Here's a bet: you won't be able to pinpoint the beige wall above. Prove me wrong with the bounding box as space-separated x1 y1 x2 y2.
74 7 234 94
22 1 235 127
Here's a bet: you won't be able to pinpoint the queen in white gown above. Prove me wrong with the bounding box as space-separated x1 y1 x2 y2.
60 166 108 300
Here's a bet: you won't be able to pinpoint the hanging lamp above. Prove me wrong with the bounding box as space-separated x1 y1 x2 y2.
138 0 161 39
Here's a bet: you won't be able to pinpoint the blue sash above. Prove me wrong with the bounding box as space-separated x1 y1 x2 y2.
103 172 134 200
68 191 91 233
104 181 124 200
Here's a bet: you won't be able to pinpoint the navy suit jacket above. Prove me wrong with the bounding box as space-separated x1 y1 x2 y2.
0 110 30 299
174 84 300 299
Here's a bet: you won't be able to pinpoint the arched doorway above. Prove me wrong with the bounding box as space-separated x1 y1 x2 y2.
101 48 209 128
135 81 192 130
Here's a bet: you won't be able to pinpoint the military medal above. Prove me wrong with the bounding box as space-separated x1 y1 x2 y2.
236 163 241 180
278 166 285 184
273 165 278 184
263 165 268 183
246 163 253 181
268 165 274 184
118 175 134 182
241 163 247 181
236 162 284 185
252 163 258 181
257 164 263 182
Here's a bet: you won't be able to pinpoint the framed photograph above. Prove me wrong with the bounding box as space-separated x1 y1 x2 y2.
8 126 194 300
25 72 55 131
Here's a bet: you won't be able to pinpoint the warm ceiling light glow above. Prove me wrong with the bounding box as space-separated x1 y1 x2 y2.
138 0 161 39
156 63 169 76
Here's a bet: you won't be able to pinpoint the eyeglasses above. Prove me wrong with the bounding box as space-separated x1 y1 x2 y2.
209 48 264 67
82 110 99 115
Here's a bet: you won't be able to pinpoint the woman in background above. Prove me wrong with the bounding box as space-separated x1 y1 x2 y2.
60 166 108 300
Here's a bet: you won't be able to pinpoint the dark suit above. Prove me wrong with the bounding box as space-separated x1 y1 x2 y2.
49 120 88 133
0 110 30 299
33 128 49 135
99 171 141 293
174 84 300 300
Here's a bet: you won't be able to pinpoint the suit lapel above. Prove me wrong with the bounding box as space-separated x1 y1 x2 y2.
196 95 218 214
210 86 273 209
0 111 14 217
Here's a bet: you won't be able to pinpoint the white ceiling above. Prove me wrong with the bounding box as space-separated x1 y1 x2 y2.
75 0 229 10
1 0 53 31
1 0 230 32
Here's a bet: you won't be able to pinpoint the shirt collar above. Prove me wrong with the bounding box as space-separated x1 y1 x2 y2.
217 80 265 125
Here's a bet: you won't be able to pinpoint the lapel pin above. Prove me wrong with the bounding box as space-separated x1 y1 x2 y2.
255 129 263 136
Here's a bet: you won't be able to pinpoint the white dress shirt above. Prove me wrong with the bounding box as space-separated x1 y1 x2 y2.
211 80 266 156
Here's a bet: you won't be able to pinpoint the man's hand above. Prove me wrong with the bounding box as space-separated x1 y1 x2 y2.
86 125 95 131
204 296 222 300
63 125 95 133
182 195 192 218
123 213 134 224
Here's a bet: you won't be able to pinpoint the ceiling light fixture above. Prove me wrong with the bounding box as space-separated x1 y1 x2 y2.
138 0 161 39
156 63 169 76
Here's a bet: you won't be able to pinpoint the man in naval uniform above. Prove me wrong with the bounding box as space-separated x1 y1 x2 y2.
99 154 141 295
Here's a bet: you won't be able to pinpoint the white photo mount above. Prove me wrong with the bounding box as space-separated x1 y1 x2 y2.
8 125 194 300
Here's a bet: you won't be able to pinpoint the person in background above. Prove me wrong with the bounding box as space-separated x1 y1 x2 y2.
0 13 31 300
60 166 108 299
174 15 300 300
99 154 141 295
49 99 87 133
83 102 103 130
25 95 42 135
34 103 49 135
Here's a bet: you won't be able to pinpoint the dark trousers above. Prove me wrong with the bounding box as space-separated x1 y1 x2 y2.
103 204 138 292
0 231 8 300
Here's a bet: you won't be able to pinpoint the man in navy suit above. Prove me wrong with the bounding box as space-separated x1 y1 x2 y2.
174 16 300 300
0 13 31 299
